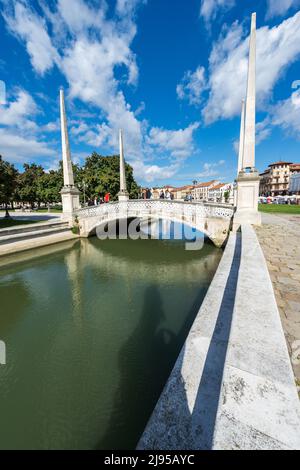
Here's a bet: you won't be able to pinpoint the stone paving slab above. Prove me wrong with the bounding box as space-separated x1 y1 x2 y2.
255 212 300 395
138 226 300 449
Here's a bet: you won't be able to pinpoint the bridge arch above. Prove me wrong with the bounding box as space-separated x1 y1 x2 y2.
75 200 234 248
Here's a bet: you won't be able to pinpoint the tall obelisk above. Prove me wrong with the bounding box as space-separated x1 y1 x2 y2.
237 99 245 175
59 87 80 219
234 13 261 227
118 129 129 201
243 12 256 170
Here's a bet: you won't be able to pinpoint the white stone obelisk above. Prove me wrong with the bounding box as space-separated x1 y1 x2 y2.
243 12 256 170
59 87 80 220
234 99 246 206
118 129 129 201
234 13 261 227
238 99 245 175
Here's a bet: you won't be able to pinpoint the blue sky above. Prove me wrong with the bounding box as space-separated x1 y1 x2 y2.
0 0 300 187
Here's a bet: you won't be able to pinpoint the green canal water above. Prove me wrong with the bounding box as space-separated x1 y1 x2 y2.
0 236 222 449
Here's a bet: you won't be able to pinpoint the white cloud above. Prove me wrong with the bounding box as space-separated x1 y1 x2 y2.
177 66 208 105
256 118 272 144
147 123 199 158
55 0 105 34
202 11 300 123
0 128 55 162
200 0 235 24
272 88 300 135
0 89 38 127
41 121 60 133
1 0 200 183
266 0 300 19
2 1 60 74
190 160 225 180
116 0 146 16
0 88 59 163
60 34 142 155
70 121 89 137
134 101 145 116
1 0 144 160
132 160 180 183
78 123 113 148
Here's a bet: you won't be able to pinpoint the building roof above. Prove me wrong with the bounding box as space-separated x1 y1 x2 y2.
172 185 193 191
194 180 218 188
209 183 228 190
268 161 293 167
259 170 270 176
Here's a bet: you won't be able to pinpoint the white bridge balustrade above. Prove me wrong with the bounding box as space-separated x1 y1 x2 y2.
75 200 235 248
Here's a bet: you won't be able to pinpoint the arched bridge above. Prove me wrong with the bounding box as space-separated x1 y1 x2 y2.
75 200 235 247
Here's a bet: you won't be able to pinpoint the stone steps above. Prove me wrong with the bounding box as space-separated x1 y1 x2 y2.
0 220 71 245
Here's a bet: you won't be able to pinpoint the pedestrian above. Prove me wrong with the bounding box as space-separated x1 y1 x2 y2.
159 190 165 199
104 192 110 203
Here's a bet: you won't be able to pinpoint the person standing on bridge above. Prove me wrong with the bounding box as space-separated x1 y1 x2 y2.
104 193 110 203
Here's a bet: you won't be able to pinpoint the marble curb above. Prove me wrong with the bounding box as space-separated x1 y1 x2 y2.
138 225 300 450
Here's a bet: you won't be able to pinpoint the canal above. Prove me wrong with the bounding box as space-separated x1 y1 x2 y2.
0 235 222 449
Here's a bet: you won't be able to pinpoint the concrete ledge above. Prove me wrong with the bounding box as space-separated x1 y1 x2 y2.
0 218 64 237
138 232 240 450
138 225 300 450
0 231 79 258
213 224 300 450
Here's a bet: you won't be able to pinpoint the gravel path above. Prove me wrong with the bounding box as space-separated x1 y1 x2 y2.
255 212 300 394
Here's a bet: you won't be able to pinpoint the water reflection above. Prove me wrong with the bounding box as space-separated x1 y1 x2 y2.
0 237 222 449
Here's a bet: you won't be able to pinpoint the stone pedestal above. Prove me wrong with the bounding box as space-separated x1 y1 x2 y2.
234 169 261 228
233 186 238 207
61 186 80 221
118 190 129 202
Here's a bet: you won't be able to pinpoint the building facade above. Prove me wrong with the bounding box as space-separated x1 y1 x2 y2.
208 183 233 203
171 185 194 200
191 180 219 201
258 161 300 196
289 164 300 195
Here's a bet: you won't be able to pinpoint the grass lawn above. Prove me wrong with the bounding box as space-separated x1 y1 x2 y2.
0 219 40 229
36 209 62 213
258 203 300 214
1 208 62 213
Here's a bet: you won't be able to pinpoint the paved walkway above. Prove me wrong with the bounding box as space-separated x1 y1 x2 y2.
0 211 60 222
255 213 300 394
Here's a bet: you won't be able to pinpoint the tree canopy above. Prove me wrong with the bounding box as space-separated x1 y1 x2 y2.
0 153 140 209
0 155 18 217
82 152 140 201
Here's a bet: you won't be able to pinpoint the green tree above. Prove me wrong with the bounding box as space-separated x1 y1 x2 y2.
223 190 230 203
0 155 18 218
81 153 140 201
17 163 44 208
37 170 63 205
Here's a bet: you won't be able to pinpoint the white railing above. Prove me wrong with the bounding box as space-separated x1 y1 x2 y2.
75 199 234 220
